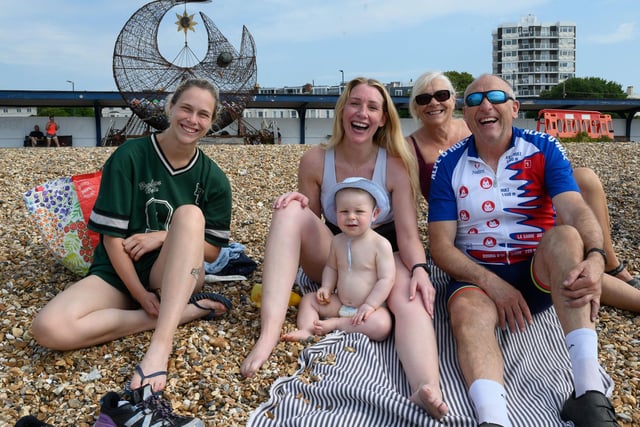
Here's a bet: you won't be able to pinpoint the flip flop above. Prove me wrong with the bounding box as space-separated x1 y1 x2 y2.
189 292 232 320
124 365 167 397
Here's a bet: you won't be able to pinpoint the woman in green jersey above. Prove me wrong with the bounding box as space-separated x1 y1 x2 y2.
32 79 233 394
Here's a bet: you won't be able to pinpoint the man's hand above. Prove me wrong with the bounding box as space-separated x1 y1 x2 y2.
561 257 603 322
484 278 533 333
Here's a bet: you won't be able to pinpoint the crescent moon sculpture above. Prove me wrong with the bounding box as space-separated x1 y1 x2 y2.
113 0 257 131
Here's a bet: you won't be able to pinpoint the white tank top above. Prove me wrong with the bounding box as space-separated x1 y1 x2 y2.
320 146 394 226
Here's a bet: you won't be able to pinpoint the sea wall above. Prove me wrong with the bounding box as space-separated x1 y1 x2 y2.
0 116 638 148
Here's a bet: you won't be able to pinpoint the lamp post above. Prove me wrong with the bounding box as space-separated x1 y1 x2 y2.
66 80 75 91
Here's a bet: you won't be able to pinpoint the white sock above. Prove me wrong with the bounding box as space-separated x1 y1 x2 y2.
566 328 604 396
468 379 512 427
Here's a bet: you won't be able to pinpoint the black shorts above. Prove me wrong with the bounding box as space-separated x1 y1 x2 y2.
446 257 552 314
89 245 160 295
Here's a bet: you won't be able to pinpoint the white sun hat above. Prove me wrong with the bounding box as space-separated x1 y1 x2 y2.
325 177 390 224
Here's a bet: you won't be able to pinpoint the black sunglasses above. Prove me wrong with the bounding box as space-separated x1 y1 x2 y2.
415 90 451 105
465 90 515 107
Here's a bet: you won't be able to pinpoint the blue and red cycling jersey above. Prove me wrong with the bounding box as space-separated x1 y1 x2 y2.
428 127 579 265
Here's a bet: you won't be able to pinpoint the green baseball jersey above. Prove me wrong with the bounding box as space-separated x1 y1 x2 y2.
88 134 231 255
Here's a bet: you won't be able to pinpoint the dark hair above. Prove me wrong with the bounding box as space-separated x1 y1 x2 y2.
167 78 220 122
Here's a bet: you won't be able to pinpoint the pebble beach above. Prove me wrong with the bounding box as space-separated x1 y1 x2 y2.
0 142 638 426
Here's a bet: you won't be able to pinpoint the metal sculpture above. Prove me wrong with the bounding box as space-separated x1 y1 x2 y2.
112 0 257 132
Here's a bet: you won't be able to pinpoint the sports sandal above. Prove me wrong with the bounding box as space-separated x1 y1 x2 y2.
188 292 232 320
123 365 167 398
606 261 640 288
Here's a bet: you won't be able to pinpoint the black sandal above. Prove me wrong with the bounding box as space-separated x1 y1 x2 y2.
605 262 626 277
606 261 640 288
124 365 167 397
189 292 232 320
628 276 640 289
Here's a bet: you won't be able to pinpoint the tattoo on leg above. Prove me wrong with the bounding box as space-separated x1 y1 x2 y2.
190 267 202 280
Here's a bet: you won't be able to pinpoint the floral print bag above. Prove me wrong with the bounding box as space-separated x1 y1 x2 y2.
23 171 102 276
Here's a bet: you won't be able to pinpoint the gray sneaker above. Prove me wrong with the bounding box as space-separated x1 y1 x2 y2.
95 385 204 427
560 390 619 426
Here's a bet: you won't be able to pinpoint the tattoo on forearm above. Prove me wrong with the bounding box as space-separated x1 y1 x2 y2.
190 267 202 280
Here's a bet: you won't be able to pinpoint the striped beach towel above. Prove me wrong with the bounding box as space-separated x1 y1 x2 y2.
248 263 613 426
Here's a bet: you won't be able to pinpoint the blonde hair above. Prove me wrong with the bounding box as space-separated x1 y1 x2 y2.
324 77 419 200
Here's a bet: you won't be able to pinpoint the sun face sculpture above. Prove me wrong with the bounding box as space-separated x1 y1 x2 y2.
113 0 257 131
176 10 197 34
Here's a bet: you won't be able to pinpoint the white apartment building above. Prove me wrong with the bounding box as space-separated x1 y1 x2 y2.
0 106 38 117
492 14 576 96
243 84 339 120
244 81 413 120
0 106 131 118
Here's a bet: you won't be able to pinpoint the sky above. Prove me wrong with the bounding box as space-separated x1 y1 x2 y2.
1 0 638 93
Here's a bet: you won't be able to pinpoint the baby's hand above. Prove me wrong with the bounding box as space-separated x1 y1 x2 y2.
316 289 331 304
352 303 375 325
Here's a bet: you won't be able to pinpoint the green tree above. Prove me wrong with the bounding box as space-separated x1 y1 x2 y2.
444 71 474 95
38 107 95 117
539 77 626 99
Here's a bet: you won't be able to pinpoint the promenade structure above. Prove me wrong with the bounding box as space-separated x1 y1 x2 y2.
493 14 576 96
1 91 639 146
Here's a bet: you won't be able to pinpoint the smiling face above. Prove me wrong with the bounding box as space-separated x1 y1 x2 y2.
167 86 217 144
335 188 379 238
415 77 456 128
341 83 387 146
463 75 519 146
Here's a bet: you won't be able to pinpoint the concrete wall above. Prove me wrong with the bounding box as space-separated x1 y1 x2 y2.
0 117 129 148
1 116 638 148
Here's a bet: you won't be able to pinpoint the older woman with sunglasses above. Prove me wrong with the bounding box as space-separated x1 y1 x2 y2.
406 71 639 288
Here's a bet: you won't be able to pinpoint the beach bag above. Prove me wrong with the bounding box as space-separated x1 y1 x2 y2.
23 170 102 276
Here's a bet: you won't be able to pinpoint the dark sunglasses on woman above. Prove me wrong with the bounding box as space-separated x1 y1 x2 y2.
415 89 451 105
465 90 515 107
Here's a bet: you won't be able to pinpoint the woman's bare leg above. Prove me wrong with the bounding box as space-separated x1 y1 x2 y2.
130 205 212 392
32 276 156 350
571 167 635 282
388 255 448 420
241 201 332 377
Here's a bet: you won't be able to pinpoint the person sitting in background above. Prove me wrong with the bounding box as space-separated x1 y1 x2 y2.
28 125 45 147
282 177 395 342
406 70 639 290
45 116 60 147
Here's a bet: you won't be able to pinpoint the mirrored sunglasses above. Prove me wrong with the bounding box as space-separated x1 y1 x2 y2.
415 90 451 105
465 90 515 107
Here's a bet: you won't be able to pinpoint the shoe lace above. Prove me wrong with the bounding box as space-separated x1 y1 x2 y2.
143 394 175 419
